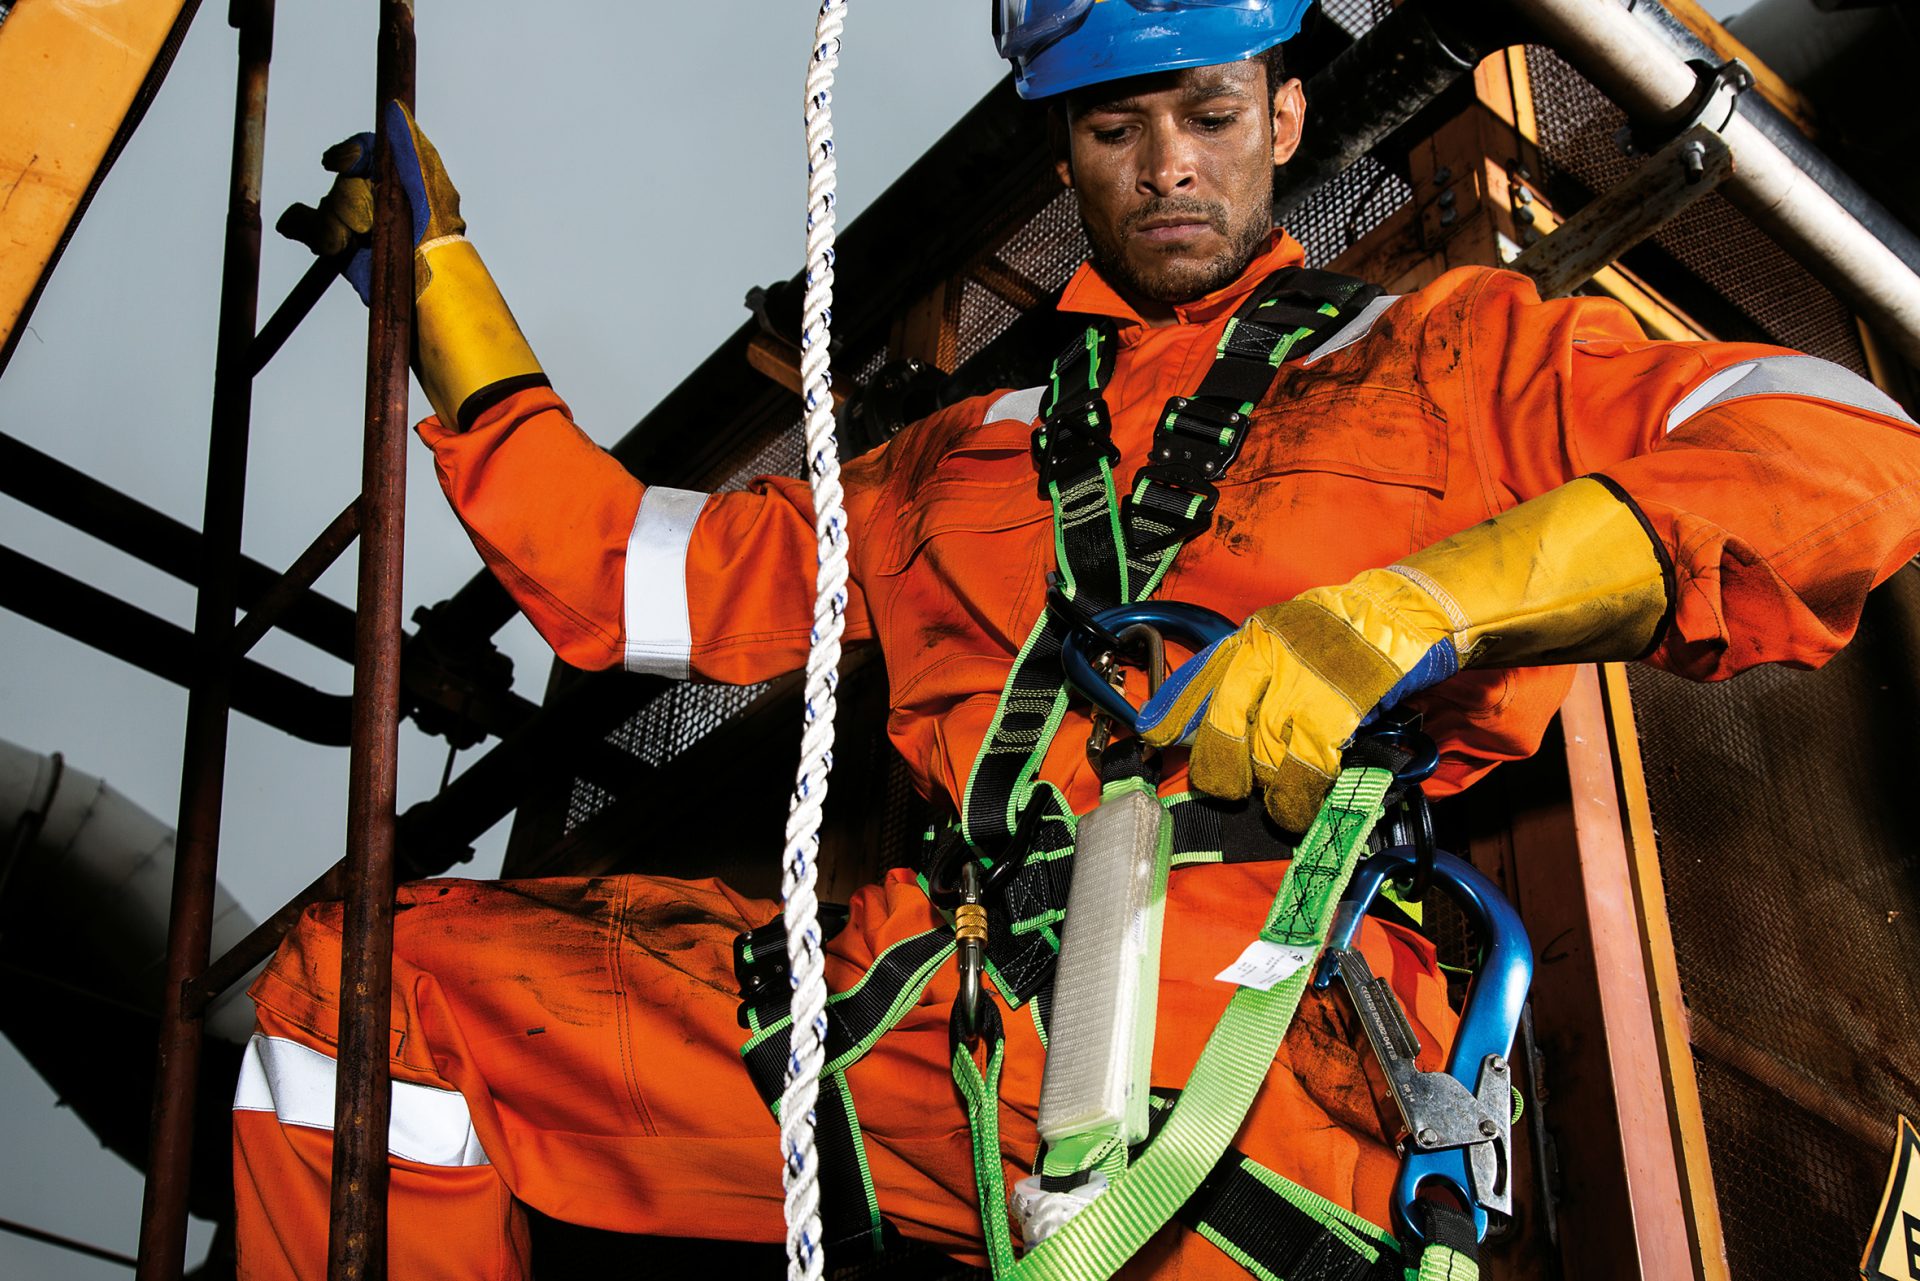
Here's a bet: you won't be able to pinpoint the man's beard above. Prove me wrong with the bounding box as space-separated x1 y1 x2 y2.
1080 195 1275 305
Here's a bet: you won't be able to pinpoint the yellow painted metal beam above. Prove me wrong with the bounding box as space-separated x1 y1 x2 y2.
0 0 197 373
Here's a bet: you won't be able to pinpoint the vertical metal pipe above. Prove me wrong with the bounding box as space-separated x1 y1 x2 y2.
135 4 273 1278
326 2 414 1277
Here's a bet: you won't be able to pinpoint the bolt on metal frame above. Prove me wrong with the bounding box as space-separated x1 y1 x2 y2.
134 3 417 1278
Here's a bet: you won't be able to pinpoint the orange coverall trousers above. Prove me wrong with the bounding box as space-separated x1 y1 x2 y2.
234 867 1452 1279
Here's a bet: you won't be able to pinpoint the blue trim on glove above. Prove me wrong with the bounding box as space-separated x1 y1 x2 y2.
1365 639 1459 725
335 130 378 303
1135 634 1228 746
380 101 432 247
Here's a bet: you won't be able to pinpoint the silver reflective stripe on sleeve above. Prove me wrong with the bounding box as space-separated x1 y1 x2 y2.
985 385 1046 425
233 1033 490 1167
1665 354 1915 434
622 485 710 679
1300 293 1399 367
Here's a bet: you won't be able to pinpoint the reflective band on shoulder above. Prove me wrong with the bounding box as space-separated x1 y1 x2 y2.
232 1033 490 1168
1665 354 1914 434
1299 294 1399 367
985 386 1046 425
623 485 710 679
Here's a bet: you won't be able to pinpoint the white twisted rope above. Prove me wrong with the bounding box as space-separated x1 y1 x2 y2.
781 3 847 1279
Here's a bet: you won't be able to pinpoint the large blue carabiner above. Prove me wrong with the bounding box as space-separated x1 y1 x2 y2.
1058 600 1239 729
1314 846 1533 1245
1057 600 1440 783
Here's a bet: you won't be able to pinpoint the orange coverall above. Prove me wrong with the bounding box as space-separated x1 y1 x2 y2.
232 233 1920 1278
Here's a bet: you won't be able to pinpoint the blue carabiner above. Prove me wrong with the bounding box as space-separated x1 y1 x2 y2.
1058 601 1441 783
1315 846 1533 1245
1059 601 1239 729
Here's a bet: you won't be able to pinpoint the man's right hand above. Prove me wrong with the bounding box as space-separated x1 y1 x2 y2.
276 103 544 432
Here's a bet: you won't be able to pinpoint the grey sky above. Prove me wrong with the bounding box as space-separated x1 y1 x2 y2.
0 4 1004 1274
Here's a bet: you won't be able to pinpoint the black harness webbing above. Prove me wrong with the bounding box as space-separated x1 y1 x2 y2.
950 266 1382 1006
735 926 954 1257
732 264 1387 1267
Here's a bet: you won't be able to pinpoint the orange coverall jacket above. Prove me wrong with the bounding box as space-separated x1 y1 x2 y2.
233 233 1920 1279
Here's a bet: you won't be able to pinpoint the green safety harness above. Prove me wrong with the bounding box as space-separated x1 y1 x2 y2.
733 268 1482 1278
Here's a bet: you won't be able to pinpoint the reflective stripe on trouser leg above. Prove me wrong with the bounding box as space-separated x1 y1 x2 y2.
233 1033 491 1167
231 1007 530 1281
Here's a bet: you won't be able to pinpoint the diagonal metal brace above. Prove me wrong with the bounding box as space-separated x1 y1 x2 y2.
1510 121 1736 300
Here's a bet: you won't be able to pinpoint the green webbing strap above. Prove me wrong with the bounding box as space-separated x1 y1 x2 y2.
1414 1246 1479 1281
952 765 1395 1279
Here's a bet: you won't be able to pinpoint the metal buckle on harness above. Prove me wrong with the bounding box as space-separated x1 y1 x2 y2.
1083 622 1168 765
732 903 853 1028
1149 395 1250 481
926 790 1049 909
1031 399 1121 498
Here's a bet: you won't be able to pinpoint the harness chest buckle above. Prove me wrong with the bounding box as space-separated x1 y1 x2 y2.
1032 398 1121 497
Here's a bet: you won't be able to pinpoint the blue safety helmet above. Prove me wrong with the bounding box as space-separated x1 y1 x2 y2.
995 0 1313 100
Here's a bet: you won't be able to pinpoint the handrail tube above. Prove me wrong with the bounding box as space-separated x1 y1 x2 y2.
326 2 415 1274
1627 0 1920 279
135 2 274 1277
1510 0 1920 365
231 499 361 658
0 431 358 663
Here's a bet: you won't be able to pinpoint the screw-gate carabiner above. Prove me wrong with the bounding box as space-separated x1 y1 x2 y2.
954 860 990 1043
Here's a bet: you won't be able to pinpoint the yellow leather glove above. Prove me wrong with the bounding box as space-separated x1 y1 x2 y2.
1137 477 1670 830
276 102 544 430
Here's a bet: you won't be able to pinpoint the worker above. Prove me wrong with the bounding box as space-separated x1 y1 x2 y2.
233 2 1920 1277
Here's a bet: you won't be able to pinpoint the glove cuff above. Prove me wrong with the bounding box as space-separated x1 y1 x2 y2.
415 235 547 431
1388 476 1671 669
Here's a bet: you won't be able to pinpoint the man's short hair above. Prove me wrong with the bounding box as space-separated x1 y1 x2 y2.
1259 42 1287 92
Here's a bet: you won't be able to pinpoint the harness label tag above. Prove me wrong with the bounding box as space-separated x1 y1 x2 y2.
1213 939 1316 992
1862 1114 1920 1281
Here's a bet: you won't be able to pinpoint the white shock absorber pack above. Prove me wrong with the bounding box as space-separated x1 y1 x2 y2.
781 2 847 1280
1016 773 1174 1247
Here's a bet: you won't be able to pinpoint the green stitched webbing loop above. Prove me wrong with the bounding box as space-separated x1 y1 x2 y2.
953 766 1394 1279
1412 1243 1480 1281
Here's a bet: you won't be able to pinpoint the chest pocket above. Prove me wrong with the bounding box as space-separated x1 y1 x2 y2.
875 418 1052 578
1231 385 1448 491
1201 386 1450 577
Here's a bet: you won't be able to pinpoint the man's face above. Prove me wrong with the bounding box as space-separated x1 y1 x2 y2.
1057 60 1305 307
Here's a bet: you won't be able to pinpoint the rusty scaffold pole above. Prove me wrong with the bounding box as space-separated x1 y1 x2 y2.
135 2 274 1277
327 2 416 1276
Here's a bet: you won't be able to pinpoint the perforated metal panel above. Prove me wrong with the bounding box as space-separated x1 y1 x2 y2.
957 277 1024 366
1524 46 1868 373
1626 569 1920 1279
1318 0 1393 42
1290 152 1414 269
992 187 1091 292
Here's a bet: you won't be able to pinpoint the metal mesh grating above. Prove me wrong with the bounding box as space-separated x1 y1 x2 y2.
1523 46 1868 372
992 187 1090 293
607 681 772 769
1693 1054 1886 1281
876 749 932 870
1288 152 1414 269
714 415 806 491
1625 568 1920 1277
564 778 619 835
1317 0 1393 41
956 277 1024 367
